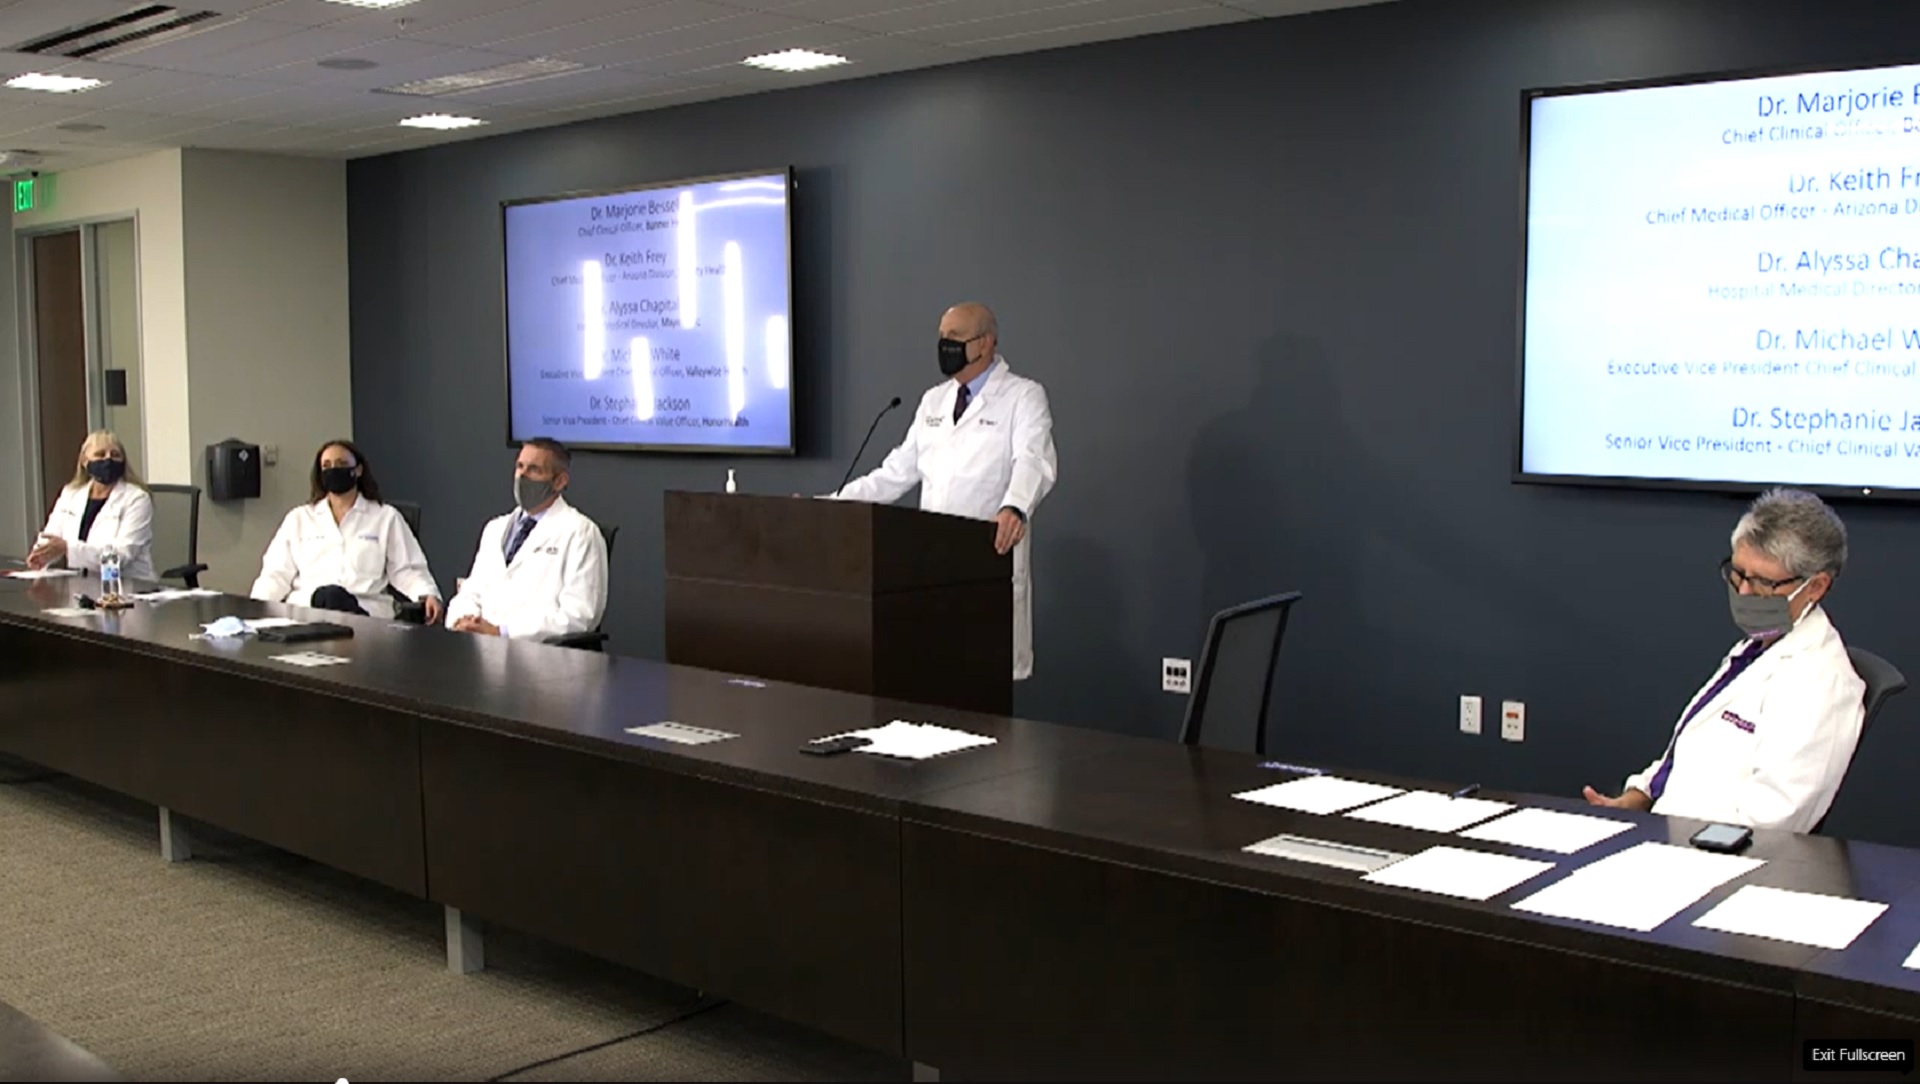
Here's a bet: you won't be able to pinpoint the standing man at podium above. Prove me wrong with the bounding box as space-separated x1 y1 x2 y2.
831 302 1058 679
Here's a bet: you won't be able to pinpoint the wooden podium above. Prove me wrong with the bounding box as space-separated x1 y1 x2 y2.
663 492 1013 715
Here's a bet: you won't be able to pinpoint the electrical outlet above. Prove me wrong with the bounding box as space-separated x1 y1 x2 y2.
1162 657 1191 694
1459 695 1482 735
263 444 279 467
1501 700 1526 742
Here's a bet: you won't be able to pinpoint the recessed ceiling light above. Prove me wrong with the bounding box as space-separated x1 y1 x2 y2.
741 49 849 73
318 57 379 71
320 0 420 9
5 73 107 93
398 113 486 130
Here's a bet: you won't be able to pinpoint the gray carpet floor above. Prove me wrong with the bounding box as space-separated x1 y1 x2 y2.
0 767 907 1082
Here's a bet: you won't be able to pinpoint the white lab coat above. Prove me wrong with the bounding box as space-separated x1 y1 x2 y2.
38 481 155 582
1623 605 1865 834
832 357 1058 679
445 495 609 641
250 497 439 620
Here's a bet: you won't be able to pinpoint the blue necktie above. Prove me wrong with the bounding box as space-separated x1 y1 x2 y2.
504 515 536 564
953 382 971 423
1648 638 1770 800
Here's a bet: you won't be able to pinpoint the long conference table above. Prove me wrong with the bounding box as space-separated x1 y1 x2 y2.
2 572 1919 1081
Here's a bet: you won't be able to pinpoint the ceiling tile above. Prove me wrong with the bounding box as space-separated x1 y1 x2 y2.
493 1 752 58
0 0 138 48
318 0 530 37
556 11 827 67
245 36 466 86
607 24 882 78
840 0 1099 35
1223 0 1390 14
85 16 310 67
404 0 653 48
19 109 236 143
743 0 927 19
438 66 665 108
956 5 1250 52
877 0 1230 46
129 76 291 114
245 0 365 27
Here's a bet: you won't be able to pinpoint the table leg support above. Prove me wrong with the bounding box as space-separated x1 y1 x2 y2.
158 806 192 863
445 905 485 975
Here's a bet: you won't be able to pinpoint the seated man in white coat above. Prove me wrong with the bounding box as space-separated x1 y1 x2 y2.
445 437 609 642
1585 488 1865 833
829 302 1058 679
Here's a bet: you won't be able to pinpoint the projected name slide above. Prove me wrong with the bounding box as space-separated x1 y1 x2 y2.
1522 64 1920 489
504 173 792 450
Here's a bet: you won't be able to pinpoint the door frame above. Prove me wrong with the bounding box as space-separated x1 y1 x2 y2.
14 212 144 520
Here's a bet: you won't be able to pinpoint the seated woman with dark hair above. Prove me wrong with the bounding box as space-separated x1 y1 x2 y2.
250 439 443 622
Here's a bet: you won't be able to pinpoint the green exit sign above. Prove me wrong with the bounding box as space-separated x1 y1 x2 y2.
12 177 32 212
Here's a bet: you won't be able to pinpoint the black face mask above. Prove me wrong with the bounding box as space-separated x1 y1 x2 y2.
938 336 974 377
319 466 358 495
85 459 125 485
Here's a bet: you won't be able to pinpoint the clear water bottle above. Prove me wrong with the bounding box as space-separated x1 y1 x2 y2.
99 545 121 602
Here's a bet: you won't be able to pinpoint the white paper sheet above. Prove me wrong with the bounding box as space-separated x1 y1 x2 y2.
1511 842 1764 932
132 588 221 601
246 618 303 630
41 607 100 618
1457 807 1637 854
626 721 738 746
1233 775 1404 816
1344 790 1515 834
1694 885 1888 950
829 720 996 760
5 568 79 579
271 652 351 667
1363 846 1557 901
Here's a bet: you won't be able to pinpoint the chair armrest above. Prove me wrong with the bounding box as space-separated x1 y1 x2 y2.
550 630 609 652
161 563 210 590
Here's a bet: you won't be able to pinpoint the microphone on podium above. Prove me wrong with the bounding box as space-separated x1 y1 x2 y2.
837 396 902 495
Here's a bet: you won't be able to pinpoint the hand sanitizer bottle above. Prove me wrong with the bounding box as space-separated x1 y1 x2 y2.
725 469 737 494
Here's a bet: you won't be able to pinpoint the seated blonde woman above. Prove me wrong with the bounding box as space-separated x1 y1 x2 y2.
27 430 155 582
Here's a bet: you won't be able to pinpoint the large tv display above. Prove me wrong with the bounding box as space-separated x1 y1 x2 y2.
1518 61 1920 497
503 168 795 453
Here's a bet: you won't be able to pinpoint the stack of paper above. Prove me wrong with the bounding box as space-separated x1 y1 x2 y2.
839 720 996 760
1511 842 1764 932
625 721 738 746
5 568 79 580
1694 885 1888 950
272 652 351 668
1363 846 1557 901
1458 807 1636 854
1233 776 1404 815
133 588 221 601
1345 791 1515 834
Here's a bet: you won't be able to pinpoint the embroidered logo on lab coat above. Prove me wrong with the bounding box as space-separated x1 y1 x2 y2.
1720 710 1757 733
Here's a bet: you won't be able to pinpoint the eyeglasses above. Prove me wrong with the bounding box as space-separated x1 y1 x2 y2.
1720 558 1804 594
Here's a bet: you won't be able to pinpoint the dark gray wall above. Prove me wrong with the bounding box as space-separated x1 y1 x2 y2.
349 0 1920 845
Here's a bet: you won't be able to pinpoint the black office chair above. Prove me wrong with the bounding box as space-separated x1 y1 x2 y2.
385 499 428 624
1813 647 1908 835
552 523 618 653
1177 591 1304 755
147 484 208 588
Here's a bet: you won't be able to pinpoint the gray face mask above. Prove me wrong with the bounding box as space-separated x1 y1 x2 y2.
513 473 556 512
1727 576 1815 639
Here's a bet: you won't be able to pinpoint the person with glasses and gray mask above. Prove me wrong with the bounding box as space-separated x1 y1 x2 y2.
1584 487 1865 833
445 437 608 641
